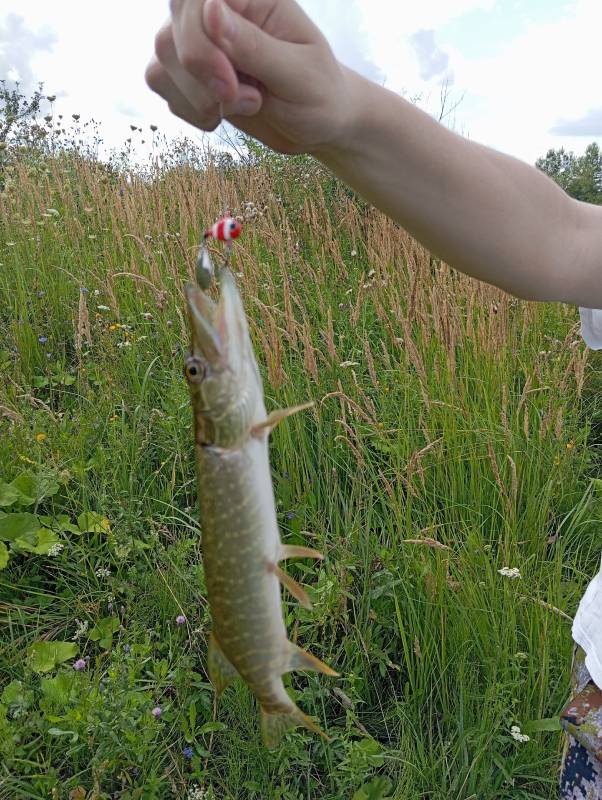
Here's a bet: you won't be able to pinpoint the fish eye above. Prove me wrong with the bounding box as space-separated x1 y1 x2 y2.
184 358 205 383
230 221 237 229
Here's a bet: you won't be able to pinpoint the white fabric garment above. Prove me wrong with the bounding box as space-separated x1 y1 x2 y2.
572 308 602 688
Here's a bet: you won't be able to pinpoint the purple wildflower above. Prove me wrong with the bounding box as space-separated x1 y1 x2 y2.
81 287 89 294
73 658 86 671
183 747 193 759
285 511 295 520
38 335 48 344
151 706 162 718
176 614 187 625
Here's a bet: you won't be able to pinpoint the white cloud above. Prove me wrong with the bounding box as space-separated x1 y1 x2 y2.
0 0 600 167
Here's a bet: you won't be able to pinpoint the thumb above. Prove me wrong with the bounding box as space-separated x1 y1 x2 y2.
203 0 312 97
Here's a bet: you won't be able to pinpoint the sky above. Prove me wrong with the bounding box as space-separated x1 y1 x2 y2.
0 0 601 166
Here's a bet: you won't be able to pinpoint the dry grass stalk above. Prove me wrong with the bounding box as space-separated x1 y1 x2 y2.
523 405 530 440
75 288 92 356
320 389 375 425
407 436 442 489
363 338 378 388
0 405 25 425
301 320 319 384
507 454 518 508
554 407 564 440
487 439 508 502
516 375 532 417
335 435 367 467
403 537 451 552
501 384 510 444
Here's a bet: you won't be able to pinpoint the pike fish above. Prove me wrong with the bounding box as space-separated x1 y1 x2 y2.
184 268 337 749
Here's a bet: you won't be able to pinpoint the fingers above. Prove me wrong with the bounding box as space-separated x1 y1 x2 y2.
146 54 221 130
201 0 313 98
146 51 263 130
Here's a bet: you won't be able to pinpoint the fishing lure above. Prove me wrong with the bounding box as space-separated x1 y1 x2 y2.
196 215 242 290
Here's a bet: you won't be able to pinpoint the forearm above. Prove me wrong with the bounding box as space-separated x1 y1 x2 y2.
318 69 601 305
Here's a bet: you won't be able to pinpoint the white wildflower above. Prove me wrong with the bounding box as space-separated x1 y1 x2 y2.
46 208 60 216
93 289 100 296
141 312 153 320
350 249 357 257
47 542 64 557
97 305 110 311
510 725 530 743
95 567 111 579
116 341 132 348
71 619 89 640
187 785 208 800
367 269 375 278
498 567 521 579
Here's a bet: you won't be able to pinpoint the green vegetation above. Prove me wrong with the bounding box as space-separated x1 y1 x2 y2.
536 142 602 204
1 102 601 798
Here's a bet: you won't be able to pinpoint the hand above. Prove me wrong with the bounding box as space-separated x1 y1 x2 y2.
145 0 354 155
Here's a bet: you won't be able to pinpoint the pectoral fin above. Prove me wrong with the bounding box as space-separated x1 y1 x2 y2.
207 632 239 696
280 545 324 561
286 641 339 677
270 563 312 609
252 402 314 437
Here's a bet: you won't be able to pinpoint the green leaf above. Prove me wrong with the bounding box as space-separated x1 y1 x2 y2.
0 481 22 507
29 641 78 673
40 672 76 711
32 376 49 388
522 716 562 733
11 472 60 505
0 513 40 542
0 541 8 569
352 777 393 800
53 514 81 535
30 528 60 555
77 512 111 535
89 616 120 650
48 727 78 742
199 721 228 734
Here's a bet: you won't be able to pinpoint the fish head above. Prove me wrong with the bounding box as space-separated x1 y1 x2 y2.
184 270 264 447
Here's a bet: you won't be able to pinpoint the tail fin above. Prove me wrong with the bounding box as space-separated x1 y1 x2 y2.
260 704 330 750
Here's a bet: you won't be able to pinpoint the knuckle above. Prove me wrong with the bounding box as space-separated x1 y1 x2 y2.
180 47 210 77
154 27 173 63
144 60 163 92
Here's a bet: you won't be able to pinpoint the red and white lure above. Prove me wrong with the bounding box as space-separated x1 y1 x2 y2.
196 215 242 290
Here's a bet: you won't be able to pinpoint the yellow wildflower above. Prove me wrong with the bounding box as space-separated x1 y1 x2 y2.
35 432 47 443
109 415 118 423
566 441 574 450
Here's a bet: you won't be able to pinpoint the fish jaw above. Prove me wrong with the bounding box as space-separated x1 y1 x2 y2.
184 271 264 448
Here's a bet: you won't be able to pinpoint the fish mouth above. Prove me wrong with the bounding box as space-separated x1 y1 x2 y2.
185 282 222 366
184 269 247 371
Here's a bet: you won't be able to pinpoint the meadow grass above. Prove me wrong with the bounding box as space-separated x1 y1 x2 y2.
0 140 601 799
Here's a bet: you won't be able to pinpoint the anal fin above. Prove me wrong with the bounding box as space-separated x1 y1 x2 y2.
207 631 239 696
280 544 324 561
270 563 312 609
260 704 329 750
286 641 339 677
252 402 314 437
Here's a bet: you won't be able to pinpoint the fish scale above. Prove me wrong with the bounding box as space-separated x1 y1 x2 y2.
184 269 337 749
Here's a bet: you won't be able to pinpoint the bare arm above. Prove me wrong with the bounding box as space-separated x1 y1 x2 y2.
320 69 602 306
146 0 602 307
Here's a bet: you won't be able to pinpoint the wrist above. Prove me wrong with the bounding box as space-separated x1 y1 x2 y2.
310 65 369 162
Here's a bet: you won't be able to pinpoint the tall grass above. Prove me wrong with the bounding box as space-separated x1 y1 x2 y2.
0 141 601 799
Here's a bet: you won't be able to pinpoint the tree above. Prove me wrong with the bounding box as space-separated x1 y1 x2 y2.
536 142 602 204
